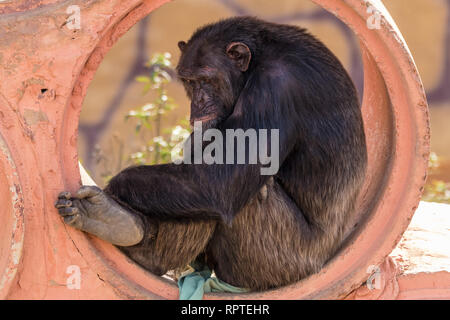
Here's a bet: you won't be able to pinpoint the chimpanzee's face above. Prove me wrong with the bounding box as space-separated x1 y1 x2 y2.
176 40 251 129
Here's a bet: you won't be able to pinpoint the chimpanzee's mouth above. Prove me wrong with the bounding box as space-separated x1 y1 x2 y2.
189 115 216 127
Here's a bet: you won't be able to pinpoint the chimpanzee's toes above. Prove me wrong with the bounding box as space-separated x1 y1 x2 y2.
55 199 72 208
55 192 80 218
57 191 72 200
57 206 79 217
75 185 102 199
63 213 82 228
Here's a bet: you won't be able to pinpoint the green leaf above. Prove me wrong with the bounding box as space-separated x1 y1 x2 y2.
135 76 150 83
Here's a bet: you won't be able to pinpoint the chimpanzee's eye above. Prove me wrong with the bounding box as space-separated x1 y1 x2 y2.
180 77 191 85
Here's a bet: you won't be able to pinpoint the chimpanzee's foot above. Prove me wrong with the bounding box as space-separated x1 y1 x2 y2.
55 185 145 246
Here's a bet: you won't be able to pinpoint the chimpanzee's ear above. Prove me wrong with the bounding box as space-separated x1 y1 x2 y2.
178 41 187 52
226 42 251 72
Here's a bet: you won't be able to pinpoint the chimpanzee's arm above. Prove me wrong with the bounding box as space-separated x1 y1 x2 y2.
56 67 300 233
104 67 299 223
104 162 265 223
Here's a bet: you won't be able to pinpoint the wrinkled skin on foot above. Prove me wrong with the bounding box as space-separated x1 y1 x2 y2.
55 186 145 246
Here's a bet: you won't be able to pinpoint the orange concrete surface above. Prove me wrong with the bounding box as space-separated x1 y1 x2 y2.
0 0 446 299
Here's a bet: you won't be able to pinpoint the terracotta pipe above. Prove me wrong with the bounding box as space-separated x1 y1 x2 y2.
0 0 433 299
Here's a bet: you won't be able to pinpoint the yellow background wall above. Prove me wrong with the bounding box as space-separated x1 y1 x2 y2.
79 0 450 184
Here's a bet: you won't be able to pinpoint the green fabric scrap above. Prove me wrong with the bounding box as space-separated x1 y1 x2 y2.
178 264 249 300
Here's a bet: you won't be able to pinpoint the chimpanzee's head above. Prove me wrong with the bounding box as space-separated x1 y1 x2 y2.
176 36 252 128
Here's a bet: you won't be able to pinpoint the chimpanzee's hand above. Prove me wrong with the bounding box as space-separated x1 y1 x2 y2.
55 186 145 246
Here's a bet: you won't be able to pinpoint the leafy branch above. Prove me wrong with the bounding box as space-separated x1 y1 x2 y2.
126 52 190 166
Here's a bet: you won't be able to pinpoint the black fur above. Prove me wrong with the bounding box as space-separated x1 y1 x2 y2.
105 17 367 290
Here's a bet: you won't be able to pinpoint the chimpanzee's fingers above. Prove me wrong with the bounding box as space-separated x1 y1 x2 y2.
58 206 79 217
55 199 72 208
75 185 102 199
57 191 72 200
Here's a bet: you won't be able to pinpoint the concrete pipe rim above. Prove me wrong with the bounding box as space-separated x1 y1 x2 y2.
0 132 25 300
59 0 429 299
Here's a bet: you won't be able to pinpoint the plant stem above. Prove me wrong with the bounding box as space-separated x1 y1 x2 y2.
153 85 164 164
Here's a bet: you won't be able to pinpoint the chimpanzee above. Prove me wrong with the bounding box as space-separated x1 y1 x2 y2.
56 16 367 291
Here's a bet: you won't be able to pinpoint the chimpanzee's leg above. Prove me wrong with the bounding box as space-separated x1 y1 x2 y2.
118 219 216 276
55 185 216 275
